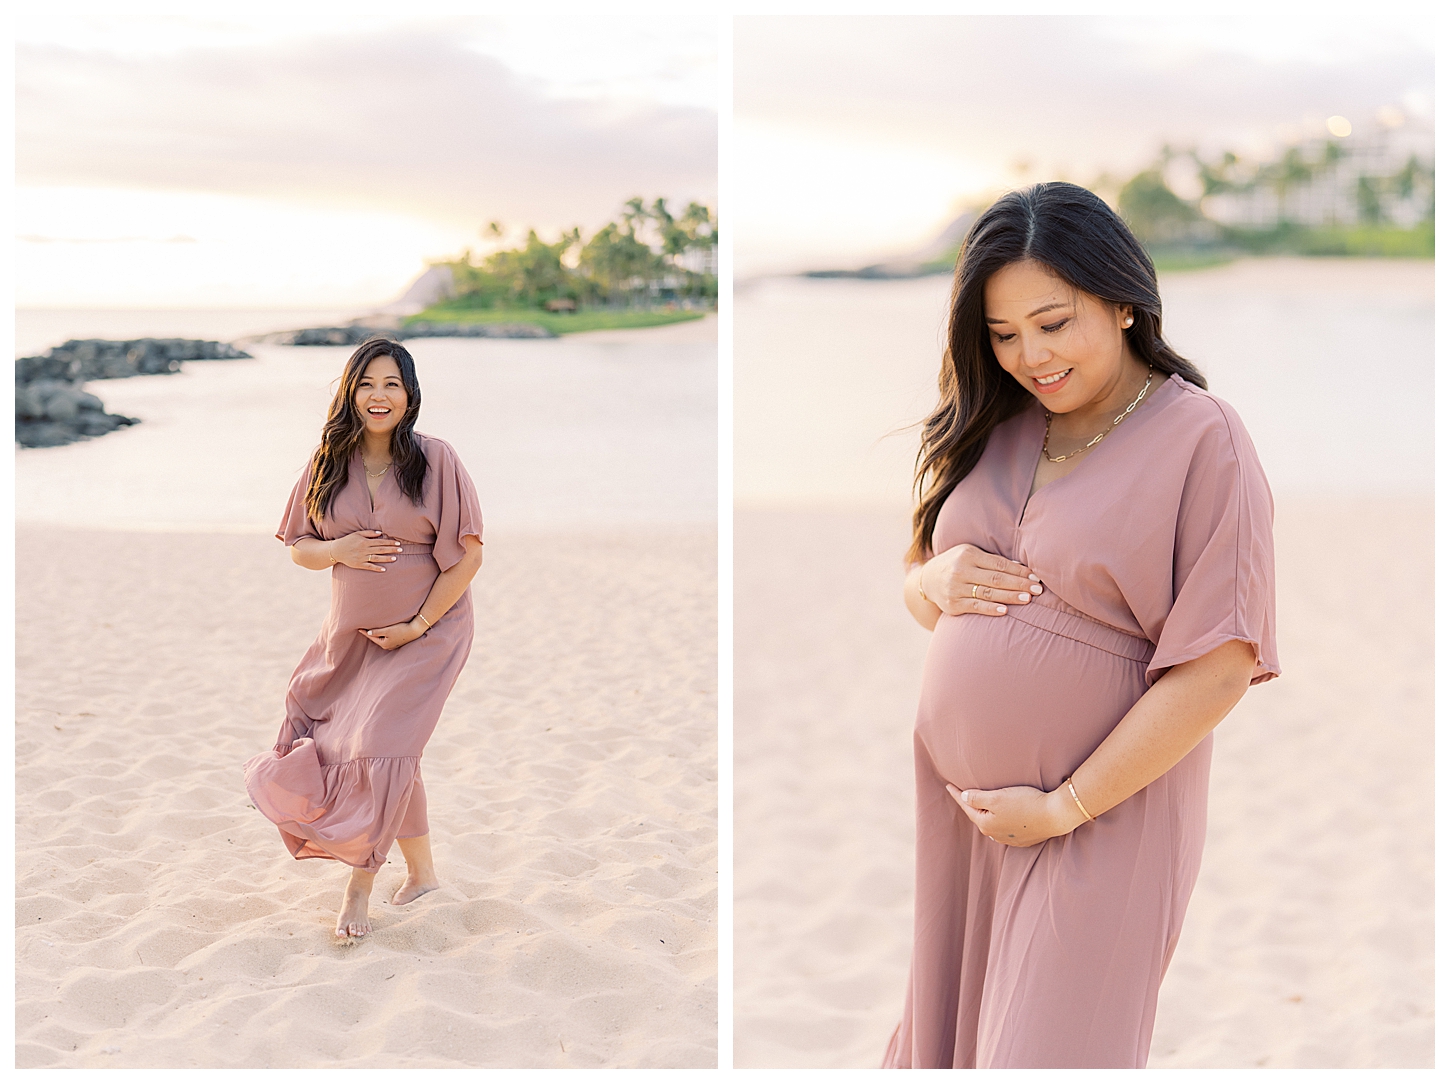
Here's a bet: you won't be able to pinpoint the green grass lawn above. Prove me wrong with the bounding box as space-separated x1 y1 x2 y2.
1148 222 1433 273
406 304 709 335
1219 220 1433 259
1147 248 1240 273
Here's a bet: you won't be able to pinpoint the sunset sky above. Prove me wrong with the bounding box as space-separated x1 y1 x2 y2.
735 13 1433 276
15 8 1436 302
16 3 717 308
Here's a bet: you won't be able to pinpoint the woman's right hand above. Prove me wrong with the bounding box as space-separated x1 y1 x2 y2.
921 543 1042 616
329 530 403 572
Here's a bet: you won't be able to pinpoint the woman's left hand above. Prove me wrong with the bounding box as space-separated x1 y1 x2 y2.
359 618 427 651
946 782 1084 847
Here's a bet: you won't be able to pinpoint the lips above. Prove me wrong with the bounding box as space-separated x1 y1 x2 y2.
367 407 391 417
1031 368 1072 392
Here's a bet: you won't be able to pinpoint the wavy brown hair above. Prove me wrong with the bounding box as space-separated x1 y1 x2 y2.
304 338 428 521
908 181 1207 564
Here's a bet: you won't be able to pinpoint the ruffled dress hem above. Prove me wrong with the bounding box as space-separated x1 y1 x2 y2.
243 738 421 872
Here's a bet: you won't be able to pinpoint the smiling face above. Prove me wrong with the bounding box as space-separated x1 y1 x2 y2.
983 259 1143 418
354 355 409 439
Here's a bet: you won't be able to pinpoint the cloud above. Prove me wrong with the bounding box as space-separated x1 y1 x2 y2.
19 234 198 244
735 14 1432 177
18 28 718 236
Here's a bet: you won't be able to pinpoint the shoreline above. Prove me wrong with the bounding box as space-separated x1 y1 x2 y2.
14 307 717 360
735 252 1435 290
16 330 717 532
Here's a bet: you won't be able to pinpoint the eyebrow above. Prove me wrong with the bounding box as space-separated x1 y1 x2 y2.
985 302 1070 324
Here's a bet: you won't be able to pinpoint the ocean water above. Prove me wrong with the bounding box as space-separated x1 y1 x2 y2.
14 308 362 358
735 258 1433 505
15 311 717 532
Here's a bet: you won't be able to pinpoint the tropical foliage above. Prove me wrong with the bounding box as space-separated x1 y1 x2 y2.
438 198 717 312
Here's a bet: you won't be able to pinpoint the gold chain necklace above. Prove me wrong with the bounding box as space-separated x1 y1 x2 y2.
1041 368 1154 463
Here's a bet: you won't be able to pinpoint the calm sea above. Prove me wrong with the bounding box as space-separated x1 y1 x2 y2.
15 309 717 532
735 258 1433 505
14 308 361 359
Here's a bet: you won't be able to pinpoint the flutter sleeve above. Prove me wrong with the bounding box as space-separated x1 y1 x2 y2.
1146 401 1279 686
430 440 484 572
276 463 322 546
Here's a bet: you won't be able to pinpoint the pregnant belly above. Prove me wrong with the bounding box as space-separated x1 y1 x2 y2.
328 548 438 631
916 604 1153 793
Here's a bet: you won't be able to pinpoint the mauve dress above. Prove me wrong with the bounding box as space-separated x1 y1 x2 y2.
883 374 1279 1069
243 433 483 873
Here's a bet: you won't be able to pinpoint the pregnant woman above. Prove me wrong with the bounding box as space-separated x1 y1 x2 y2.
244 337 484 940
883 183 1278 1068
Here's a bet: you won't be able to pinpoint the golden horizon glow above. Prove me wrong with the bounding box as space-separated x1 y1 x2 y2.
16 187 472 309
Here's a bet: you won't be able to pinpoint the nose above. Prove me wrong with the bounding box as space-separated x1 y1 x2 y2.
1024 336 1054 370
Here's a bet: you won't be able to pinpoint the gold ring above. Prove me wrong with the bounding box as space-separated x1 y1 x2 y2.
970 584 979 599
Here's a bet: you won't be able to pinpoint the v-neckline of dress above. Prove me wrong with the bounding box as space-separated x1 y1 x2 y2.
357 448 388 513
1016 373 1183 528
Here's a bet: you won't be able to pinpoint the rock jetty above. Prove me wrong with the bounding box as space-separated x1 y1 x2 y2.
15 337 251 449
259 322 555 346
403 321 555 340
16 322 554 449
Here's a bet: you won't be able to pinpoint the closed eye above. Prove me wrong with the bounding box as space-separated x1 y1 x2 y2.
991 316 1071 344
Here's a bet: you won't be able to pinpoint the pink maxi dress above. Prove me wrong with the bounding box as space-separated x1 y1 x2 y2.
883 374 1279 1069
244 433 483 872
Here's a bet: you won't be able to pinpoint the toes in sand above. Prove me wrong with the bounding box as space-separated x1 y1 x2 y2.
336 875 374 939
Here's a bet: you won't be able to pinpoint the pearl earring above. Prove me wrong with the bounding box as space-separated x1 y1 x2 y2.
1123 316 1134 328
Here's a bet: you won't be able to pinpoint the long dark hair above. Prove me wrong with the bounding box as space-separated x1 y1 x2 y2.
304 337 428 521
908 181 1207 564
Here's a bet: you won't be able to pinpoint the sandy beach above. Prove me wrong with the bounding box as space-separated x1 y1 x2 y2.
15 316 718 1068
16 523 716 1069
733 497 1432 1068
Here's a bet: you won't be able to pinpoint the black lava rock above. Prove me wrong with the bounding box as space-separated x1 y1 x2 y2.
399 321 555 339
262 322 555 345
15 336 247 448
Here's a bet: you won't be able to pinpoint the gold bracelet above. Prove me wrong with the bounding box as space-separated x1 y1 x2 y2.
917 567 928 602
328 541 337 565
415 612 433 629
1067 777 1095 822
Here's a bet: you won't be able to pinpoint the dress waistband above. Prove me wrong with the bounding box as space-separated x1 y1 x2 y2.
1006 595 1155 663
392 543 434 555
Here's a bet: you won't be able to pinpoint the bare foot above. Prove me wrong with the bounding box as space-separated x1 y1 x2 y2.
392 833 439 906
335 868 377 938
391 873 440 906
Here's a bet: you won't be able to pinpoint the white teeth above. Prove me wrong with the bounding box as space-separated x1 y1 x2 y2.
1034 369 1070 386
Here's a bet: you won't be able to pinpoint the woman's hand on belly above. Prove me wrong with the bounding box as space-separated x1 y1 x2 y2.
922 544 1041 616
330 530 404 571
946 782 1085 847
359 617 427 651
908 543 1043 631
